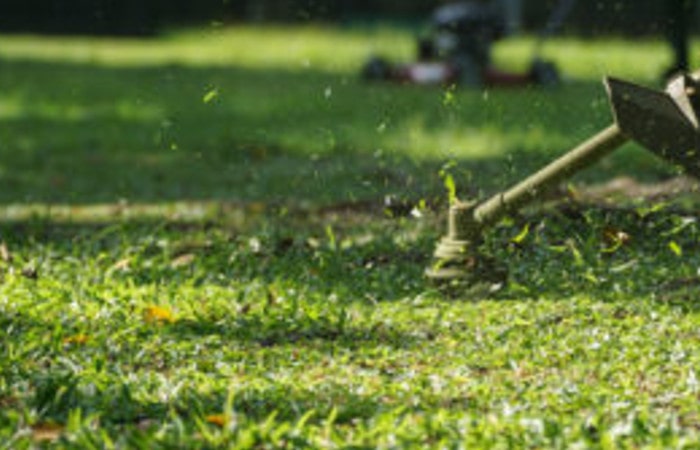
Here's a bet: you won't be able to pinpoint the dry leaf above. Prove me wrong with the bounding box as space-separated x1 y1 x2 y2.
237 303 252 315
111 258 131 272
252 147 268 161
135 417 157 431
205 414 227 427
21 266 38 280
266 287 279 307
63 334 89 345
171 253 195 269
0 242 11 263
247 202 266 214
31 422 64 442
602 226 631 246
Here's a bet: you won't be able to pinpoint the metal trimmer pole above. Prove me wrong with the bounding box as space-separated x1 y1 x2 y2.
427 73 700 289
474 124 627 229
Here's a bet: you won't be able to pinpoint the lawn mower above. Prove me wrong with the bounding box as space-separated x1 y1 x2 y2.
362 0 576 87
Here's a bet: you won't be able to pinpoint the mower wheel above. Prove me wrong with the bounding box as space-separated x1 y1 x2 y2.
530 59 561 86
361 56 392 81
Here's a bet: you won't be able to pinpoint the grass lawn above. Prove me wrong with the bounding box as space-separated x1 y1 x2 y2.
2 25 700 448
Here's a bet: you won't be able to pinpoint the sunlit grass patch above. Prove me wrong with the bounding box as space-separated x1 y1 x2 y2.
0 26 693 81
0 25 414 72
493 36 681 82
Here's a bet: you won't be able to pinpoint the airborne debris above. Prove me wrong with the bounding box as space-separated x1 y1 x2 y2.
202 87 219 104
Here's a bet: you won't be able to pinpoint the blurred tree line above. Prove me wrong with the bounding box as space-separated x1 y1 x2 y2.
1 0 697 35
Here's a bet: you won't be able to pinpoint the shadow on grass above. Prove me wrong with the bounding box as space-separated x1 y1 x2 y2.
0 210 433 302
17 308 418 429
2 200 700 307
168 313 421 350
28 364 390 428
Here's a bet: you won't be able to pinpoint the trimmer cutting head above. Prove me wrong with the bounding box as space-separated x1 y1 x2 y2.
426 201 508 294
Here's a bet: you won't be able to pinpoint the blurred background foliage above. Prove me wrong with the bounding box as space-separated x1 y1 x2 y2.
1 0 699 36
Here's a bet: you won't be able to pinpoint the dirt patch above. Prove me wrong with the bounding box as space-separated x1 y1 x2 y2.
571 175 700 204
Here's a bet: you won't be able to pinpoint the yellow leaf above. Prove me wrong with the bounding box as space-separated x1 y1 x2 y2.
63 334 89 345
669 240 683 257
443 173 456 205
205 414 227 427
144 306 176 324
511 223 530 245
31 422 64 442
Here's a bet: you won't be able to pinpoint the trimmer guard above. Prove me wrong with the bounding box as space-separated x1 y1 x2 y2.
607 75 700 178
